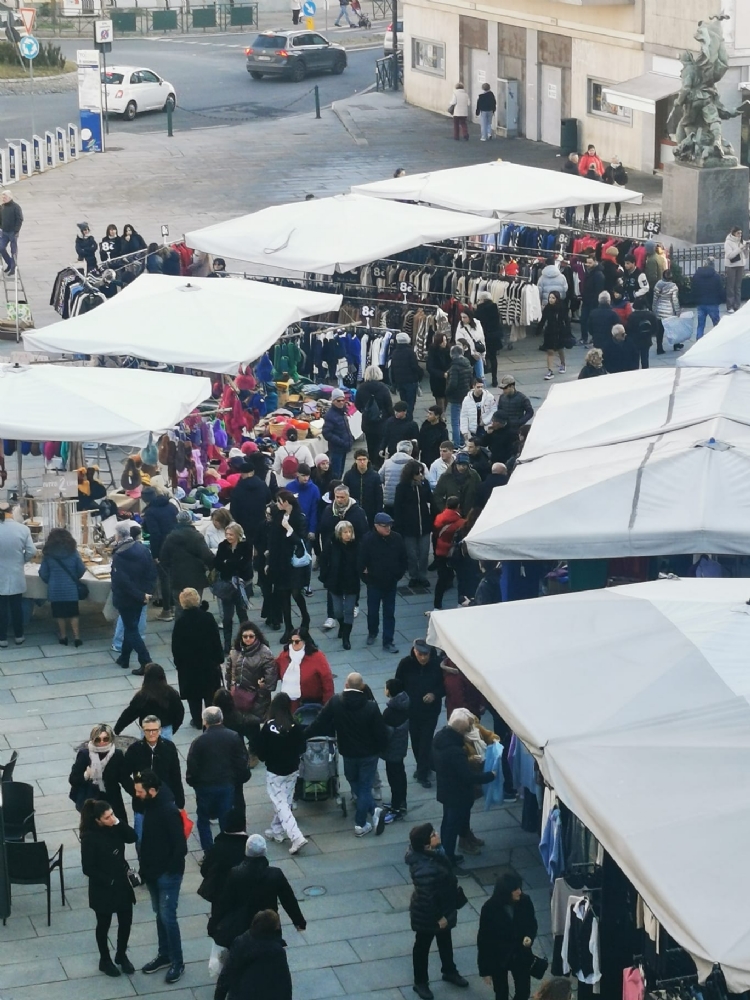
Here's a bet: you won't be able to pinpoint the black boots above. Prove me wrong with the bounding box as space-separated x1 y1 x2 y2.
340 623 352 650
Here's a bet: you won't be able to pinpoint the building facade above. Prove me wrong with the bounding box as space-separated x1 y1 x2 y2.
402 0 750 173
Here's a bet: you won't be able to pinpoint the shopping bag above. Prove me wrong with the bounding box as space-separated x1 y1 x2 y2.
102 591 117 623
179 808 194 840
208 942 227 978
663 312 694 346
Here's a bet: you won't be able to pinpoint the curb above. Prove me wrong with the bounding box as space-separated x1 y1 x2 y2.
331 100 368 145
0 70 77 96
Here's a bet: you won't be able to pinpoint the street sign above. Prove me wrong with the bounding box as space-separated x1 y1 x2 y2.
18 7 36 34
94 18 112 42
302 1 316 13
19 34 39 59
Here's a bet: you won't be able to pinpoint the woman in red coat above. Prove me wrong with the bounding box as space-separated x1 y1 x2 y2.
275 629 334 713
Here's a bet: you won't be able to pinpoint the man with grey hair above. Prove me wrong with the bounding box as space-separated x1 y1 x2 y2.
186 705 248 850
0 190 23 276
111 519 157 673
380 440 425 513
124 715 184 843
603 322 639 374
588 290 621 352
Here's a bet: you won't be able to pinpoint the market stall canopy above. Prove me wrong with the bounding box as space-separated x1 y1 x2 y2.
602 71 680 114
521 366 750 460
351 161 643 217
678 300 750 368
0 363 211 446
427 578 750 991
467 417 750 559
23 275 343 375
183 194 503 272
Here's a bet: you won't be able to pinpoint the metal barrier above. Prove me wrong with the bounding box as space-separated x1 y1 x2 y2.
568 211 663 240
370 0 391 18
669 243 725 277
39 2 258 35
375 54 401 91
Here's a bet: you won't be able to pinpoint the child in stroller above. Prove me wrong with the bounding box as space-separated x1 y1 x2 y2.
349 0 371 28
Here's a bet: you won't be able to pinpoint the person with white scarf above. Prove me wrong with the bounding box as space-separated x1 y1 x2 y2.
69 724 134 823
275 628 334 712
255 692 308 855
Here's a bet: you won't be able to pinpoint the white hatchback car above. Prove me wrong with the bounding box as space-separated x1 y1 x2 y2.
102 66 177 120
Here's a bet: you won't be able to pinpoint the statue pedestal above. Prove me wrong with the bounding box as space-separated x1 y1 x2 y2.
662 163 749 244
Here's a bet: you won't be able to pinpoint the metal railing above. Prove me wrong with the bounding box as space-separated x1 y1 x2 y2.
568 211 662 240
37 2 258 35
375 53 401 91
370 0 391 19
669 243 725 277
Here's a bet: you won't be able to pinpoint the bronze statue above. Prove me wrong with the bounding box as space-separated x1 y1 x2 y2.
667 15 750 167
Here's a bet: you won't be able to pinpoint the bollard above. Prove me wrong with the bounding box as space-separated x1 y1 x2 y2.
167 103 173 137
314 84 320 120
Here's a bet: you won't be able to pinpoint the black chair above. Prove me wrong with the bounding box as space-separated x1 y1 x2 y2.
6 842 65 926
2 781 36 842
0 750 18 783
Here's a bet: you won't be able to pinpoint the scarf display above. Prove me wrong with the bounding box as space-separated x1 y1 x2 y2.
281 645 304 701
87 741 115 791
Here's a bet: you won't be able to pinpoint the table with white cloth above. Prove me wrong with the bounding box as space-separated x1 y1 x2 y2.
24 562 112 604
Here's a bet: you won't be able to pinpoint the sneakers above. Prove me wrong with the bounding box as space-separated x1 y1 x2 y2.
165 964 185 984
353 606 359 617
373 807 385 835
558 365 566 374
413 986 434 1000
442 972 469 987
303 588 313 598
544 370 554 380
289 836 308 855
14 636 24 645
141 955 171 974
354 821 373 837
0 640 7 648
157 610 175 622
322 617 337 630
264 829 286 843
382 642 399 654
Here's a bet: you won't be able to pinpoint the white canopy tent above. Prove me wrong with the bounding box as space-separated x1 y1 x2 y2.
468 417 750 559
22 275 343 375
678 300 750 368
183 194 503 273
0 362 211 446
427 578 750 992
521 366 750 461
351 161 643 217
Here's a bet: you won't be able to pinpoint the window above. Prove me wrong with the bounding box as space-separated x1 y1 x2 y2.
140 70 160 83
310 34 328 45
411 37 445 77
252 34 288 47
588 79 632 125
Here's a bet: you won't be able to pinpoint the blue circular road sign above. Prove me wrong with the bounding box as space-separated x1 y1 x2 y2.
302 2 316 14
19 35 40 60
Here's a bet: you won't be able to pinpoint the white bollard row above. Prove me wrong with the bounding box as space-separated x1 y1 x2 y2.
0 123 85 185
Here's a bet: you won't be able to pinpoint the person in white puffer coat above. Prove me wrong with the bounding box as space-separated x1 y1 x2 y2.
537 261 568 306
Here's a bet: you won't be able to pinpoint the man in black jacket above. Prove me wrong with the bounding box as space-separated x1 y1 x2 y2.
588 291 621 351
418 406 447 469
0 191 23 276
483 413 518 467
229 461 272 561
381 401 419 458
475 463 508 510
625 296 664 367
307 672 388 836
357 512 408 653
112 521 157 673
474 293 503 385
158 512 214 616
124 716 184 843
141 487 178 622
389 333 423 420
186 706 248 850
579 254 606 346
342 450 383 527
432 713 495 864
134 770 188 983
395 640 444 789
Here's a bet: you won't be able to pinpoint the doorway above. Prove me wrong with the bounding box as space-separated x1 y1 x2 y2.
540 65 561 145
470 48 490 124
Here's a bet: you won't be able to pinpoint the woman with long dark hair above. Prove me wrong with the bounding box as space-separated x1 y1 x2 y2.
69 724 133 823
226 621 277 766
275 627 334 709
266 489 310 642
39 527 86 646
113 662 185 739
393 460 432 588
477 872 538 1000
120 223 146 254
255 691 308 854
426 332 451 412
538 290 570 381
456 311 486 380
80 798 137 978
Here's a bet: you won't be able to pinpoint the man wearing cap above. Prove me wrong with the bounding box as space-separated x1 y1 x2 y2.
358 512 407 654
228 460 272 574
112 520 157 672
323 389 354 480
141 486 178 622
0 502 35 648
432 453 480 517
158 511 215 622
483 413 518 468
75 222 98 273
389 332 423 421
395 640 444 789
209 832 306 947
495 376 533 434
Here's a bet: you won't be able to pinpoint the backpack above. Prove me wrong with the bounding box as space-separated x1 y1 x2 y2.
280 447 299 478
363 394 382 425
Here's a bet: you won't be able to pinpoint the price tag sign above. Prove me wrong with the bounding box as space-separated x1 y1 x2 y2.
552 207 565 220
399 281 414 294
558 233 570 247
643 219 662 236
372 266 385 278
361 305 375 318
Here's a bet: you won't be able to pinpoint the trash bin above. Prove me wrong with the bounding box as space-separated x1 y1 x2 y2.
560 118 578 156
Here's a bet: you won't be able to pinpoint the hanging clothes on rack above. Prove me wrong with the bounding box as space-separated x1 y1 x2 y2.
562 895 602 985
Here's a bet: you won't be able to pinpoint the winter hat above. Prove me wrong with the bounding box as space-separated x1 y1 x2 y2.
396 332 410 344
454 453 471 465
374 512 394 526
141 486 157 504
77 222 90 233
315 454 330 467
240 441 259 455
245 834 267 857
645 241 657 254
228 447 244 460
176 510 193 525
331 389 346 401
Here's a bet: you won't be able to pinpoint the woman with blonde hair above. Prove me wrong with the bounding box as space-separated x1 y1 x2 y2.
578 347 607 379
172 587 224 727
355 364 394 467
69 724 133 823
214 521 253 653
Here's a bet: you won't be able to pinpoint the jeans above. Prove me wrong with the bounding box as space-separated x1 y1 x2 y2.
479 110 493 140
413 928 456 984
492 963 531 1000
366 583 396 645
453 116 469 140
474 357 484 379
195 784 235 850
330 591 356 624
0 229 18 271
725 266 743 312
334 2 355 24
266 771 303 842
328 447 347 479
696 304 720 339
404 534 430 582
343 754 378 827
146 873 183 966
221 592 248 652
0 593 24 640
113 605 146 651
409 711 439 781
441 802 471 860
133 811 144 844
449 402 462 447
385 759 407 810
117 602 151 666
397 382 418 421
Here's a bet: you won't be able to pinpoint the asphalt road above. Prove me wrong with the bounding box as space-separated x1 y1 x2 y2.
0 34 379 141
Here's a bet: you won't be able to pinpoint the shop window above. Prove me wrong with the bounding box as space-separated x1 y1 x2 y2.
588 79 632 125
411 38 445 77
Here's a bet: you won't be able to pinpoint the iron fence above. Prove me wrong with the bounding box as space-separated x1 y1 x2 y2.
375 53 401 91
669 243 725 277
38 2 258 35
567 211 663 240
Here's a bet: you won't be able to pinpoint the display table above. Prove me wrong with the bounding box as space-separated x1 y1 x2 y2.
24 563 112 604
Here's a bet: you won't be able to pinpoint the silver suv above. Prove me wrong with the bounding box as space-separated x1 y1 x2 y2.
245 30 347 82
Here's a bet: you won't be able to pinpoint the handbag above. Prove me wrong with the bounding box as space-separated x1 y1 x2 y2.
211 578 237 600
448 103 456 115
529 954 548 980
53 556 89 600
232 686 257 712
127 868 142 889
291 538 312 569
563 332 576 350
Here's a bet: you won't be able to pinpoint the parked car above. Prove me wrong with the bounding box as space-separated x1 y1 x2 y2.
101 66 177 121
245 30 347 81
383 20 403 55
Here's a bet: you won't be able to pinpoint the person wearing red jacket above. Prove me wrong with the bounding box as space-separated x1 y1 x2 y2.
431 499 465 611
276 630 334 713
578 144 604 177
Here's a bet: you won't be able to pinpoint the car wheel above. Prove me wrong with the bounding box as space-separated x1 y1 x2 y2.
330 53 346 74
124 101 137 121
289 59 306 82
163 93 176 112
249 71 263 80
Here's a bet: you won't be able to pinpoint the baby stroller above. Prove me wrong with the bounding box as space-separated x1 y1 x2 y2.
295 703 347 815
350 0 371 28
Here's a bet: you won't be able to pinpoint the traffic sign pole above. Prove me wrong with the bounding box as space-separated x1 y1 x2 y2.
18 36 40 139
